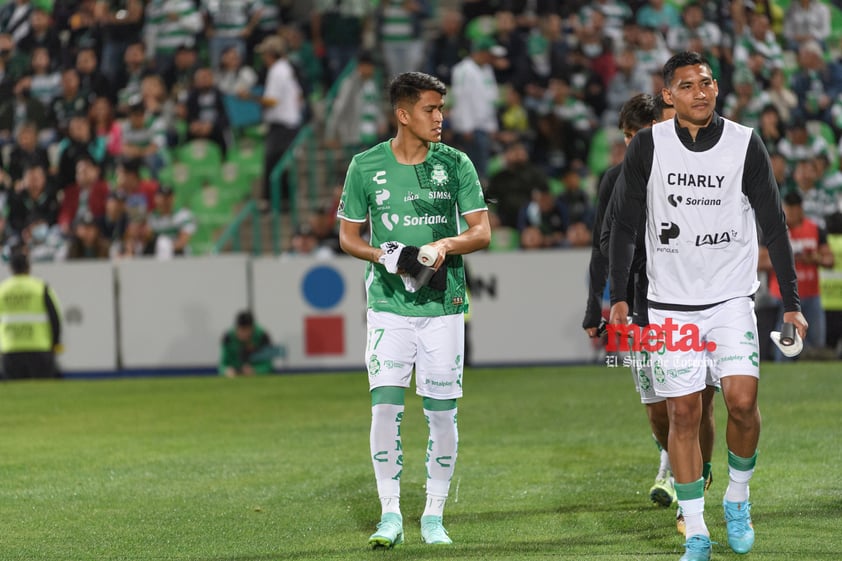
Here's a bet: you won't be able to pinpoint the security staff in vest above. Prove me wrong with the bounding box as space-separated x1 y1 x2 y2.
0 248 62 380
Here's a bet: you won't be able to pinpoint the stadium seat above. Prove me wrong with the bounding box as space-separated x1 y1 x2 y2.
229 137 264 181
176 139 223 171
587 129 611 178
210 161 255 204
161 162 206 209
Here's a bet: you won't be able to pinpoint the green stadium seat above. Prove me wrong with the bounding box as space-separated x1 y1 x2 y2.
162 162 206 208
176 140 223 172
207 162 254 204
587 129 611 178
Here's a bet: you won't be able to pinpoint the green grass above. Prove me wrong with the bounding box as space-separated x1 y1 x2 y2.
0 364 839 560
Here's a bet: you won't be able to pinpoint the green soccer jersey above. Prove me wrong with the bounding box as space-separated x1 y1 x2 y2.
338 140 486 317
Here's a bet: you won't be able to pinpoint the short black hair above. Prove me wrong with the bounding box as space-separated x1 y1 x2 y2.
236 310 254 328
9 248 29 274
662 51 712 88
618 93 657 133
783 191 803 207
389 72 446 110
654 92 674 121
119 157 143 175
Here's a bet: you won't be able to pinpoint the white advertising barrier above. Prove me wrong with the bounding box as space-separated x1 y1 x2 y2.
0 250 595 374
251 256 368 370
467 249 594 365
0 261 119 372
117 255 249 369
251 250 593 371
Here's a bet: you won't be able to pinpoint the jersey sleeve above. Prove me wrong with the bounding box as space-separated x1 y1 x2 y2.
456 152 487 215
742 133 801 312
337 157 369 222
609 130 652 304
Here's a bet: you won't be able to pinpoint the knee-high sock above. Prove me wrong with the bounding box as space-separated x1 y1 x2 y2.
423 406 458 517
371 403 405 515
724 450 757 503
676 478 708 538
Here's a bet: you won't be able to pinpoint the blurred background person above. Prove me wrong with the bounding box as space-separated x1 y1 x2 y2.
219 309 274 377
0 247 62 379
62 210 111 259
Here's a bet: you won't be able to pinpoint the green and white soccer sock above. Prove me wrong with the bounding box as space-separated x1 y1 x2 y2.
652 434 671 479
676 478 708 538
422 398 458 518
370 387 406 516
724 450 757 503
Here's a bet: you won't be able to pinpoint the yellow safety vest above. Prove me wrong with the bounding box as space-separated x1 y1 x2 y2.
0 275 61 353
819 234 842 311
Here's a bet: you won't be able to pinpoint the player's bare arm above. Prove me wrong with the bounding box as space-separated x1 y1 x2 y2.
339 219 382 263
423 210 491 269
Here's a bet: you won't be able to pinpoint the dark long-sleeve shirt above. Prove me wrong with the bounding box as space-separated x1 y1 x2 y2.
609 113 800 312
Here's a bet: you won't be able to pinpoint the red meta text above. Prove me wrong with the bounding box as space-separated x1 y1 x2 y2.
605 318 717 353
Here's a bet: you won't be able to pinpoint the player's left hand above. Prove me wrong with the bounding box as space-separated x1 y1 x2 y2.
608 302 628 327
378 241 406 274
783 310 808 341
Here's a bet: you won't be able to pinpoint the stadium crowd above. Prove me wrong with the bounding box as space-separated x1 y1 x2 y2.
0 0 839 354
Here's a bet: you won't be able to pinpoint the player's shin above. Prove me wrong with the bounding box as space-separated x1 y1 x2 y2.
422 398 458 517
371 387 406 515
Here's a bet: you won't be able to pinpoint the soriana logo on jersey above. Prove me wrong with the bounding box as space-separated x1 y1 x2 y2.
606 319 717 353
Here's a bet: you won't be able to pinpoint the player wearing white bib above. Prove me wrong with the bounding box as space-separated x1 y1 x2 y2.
587 93 716 532
337 71 490 548
608 52 807 561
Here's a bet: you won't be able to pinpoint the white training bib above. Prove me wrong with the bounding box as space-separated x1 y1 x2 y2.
646 119 760 306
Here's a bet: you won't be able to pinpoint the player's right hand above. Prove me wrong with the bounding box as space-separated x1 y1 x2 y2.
607 302 629 350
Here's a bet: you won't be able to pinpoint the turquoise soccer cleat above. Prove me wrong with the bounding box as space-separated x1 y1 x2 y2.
723 499 755 554
679 534 712 561
368 512 404 549
420 515 453 544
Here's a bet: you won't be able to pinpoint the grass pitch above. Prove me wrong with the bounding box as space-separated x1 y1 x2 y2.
0 363 839 560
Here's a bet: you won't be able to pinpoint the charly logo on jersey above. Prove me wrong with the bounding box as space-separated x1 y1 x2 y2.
657 222 680 253
667 194 722 207
695 229 737 248
373 170 387 185
430 164 449 187
666 173 724 189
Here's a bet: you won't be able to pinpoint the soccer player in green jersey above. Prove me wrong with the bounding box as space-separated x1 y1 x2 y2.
337 71 490 548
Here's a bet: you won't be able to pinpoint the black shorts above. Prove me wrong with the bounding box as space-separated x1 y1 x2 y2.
1 352 58 380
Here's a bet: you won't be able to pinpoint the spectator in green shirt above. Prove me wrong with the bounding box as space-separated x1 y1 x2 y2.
219 310 273 377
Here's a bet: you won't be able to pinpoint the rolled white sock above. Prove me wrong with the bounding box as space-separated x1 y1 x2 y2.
679 496 708 538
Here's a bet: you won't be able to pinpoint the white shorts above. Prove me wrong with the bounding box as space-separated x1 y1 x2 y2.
647 297 759 399
628 325 717 404
365 310 464 400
